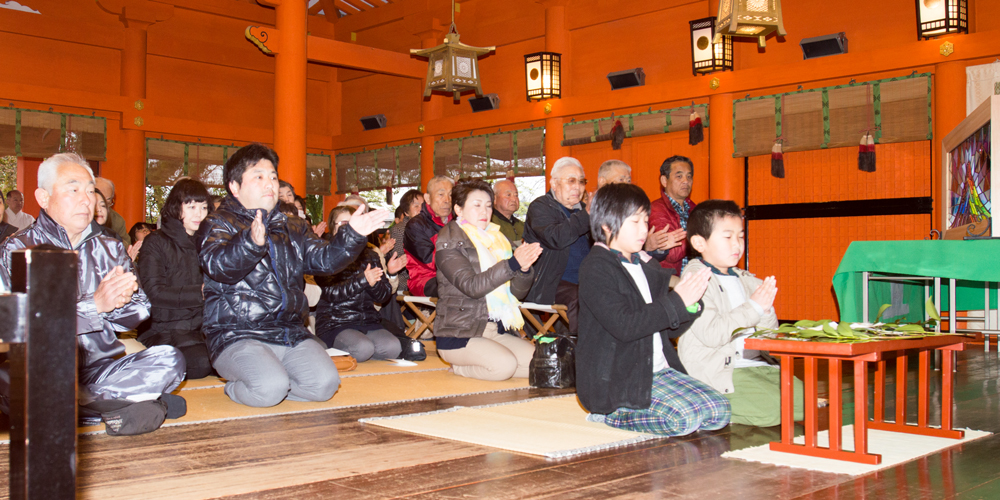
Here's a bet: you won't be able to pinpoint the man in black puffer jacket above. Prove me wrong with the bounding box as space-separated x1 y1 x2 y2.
198 144 389 408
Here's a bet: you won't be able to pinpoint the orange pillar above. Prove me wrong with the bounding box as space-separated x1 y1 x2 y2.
933 60 966 231
418 28 444 190
118 26 149 226
273 0 308 195
542 1 570 183
708 93 742 205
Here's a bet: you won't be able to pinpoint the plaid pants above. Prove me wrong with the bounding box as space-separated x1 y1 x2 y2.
604 368 731 436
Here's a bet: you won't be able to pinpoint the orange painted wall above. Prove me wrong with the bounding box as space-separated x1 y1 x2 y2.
746 142 933 320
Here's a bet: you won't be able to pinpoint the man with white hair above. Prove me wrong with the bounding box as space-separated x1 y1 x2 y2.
0 153 187 436
4 190 34 230
404 175 454 297
596 159 631 189
94 177 131 246
523 157 591 332
491 179 523 246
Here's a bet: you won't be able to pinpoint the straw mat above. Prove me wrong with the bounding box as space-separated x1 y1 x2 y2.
723 425 991 476
360 395 664 458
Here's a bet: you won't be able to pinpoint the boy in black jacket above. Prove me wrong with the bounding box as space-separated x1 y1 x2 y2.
577 183 730 436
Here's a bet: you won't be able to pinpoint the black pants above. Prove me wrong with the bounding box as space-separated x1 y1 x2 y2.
555 280 579 334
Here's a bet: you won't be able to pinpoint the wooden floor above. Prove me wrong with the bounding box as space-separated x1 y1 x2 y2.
4 347 1000 499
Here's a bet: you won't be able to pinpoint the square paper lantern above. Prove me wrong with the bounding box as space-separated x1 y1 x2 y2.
524 52 561 101
916 0 968 39
714 0 787 48
690 17 733 75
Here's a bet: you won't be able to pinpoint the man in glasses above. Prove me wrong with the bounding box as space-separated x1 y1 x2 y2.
523 157 591 333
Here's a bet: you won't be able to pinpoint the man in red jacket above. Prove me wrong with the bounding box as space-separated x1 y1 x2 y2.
648 155 695 275
403 175 454 297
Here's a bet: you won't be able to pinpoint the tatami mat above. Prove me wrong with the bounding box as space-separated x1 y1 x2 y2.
360 395 664 458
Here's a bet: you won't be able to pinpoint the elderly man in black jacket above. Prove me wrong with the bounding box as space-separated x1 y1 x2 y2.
198 144 388 408
523 157 591 333
1 153 186 436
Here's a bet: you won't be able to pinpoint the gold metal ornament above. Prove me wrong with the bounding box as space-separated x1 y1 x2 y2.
939 41 954 56
710 77 721 90
544 102 553 114
134 117 144 127
134 100 144 110
418 124 425 133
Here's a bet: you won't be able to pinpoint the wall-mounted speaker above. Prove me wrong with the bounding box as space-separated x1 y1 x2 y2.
607 68 645 90
360 114 387 131
469 93 500 112
800 33 848 60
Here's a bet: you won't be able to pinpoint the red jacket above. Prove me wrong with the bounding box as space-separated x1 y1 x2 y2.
403 203 448 296
648 192 695 274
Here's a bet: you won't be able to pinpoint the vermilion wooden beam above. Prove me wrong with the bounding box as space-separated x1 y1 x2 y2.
246 26 425 79
331 28 1000 151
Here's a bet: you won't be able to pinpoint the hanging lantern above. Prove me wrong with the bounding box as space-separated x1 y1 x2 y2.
713 0 787 48
410 6 494 101
524 52 561 101
916 0 968 39
690 17 733 76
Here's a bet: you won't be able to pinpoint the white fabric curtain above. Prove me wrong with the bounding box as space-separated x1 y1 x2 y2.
966 60 1000 115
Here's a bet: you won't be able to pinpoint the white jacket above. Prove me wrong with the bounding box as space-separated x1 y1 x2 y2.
677 259 778 394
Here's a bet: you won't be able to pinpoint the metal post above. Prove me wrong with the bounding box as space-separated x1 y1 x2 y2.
4 247 79 500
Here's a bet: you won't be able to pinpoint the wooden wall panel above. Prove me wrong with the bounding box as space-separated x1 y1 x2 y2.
748 141 932 205
749 214 932 321
746 141 933 320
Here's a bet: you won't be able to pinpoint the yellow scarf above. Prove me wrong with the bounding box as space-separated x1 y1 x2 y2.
458 219 525 329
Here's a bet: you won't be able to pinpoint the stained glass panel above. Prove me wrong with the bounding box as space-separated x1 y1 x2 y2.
948 123 991 229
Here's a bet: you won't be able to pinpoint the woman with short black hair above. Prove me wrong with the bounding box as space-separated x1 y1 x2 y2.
434 179 542 381
137 178 214 379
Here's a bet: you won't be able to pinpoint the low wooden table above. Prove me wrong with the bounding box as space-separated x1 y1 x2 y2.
744 335 968 465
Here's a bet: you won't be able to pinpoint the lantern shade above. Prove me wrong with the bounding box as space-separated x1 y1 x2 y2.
524 52 561 101
690 17 733 75
411 32 494 100
916 0 967 39
714 0 787 48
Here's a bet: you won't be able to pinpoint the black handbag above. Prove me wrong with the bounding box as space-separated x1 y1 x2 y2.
528 334 576 388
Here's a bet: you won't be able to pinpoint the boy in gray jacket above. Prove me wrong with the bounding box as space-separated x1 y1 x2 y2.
678 200 803 427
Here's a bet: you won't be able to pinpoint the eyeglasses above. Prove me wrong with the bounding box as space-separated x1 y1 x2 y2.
555 177 587 187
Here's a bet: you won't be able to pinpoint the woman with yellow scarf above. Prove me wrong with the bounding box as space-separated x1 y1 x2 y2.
434 179 543 381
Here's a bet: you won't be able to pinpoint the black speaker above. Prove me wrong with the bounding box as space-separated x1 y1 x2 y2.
468 93 499 112
607 68 645 90
800 33 848 60
360 114 387 131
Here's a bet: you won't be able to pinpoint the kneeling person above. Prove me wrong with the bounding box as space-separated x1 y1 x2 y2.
578 183 729 436
0 153 186 436
198 144 387 407
435 179 541 381
678 200 804 427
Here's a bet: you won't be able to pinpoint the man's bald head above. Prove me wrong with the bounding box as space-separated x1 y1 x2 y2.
493 179 519 219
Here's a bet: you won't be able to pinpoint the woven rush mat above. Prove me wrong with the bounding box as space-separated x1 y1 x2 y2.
723 425 992 476
360 395 664 458
0 357 526 442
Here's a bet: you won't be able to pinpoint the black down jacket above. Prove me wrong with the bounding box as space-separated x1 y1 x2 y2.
197 196 367 360
314 244 392 343
136 216 205 348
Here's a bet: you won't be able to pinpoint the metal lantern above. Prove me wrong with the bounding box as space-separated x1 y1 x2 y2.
690 17 733 75
713 0 787 48
916 0 968 39
410 28 495 101
524 52 561 101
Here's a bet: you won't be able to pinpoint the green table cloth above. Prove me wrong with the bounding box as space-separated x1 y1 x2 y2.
833 240 1000 323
